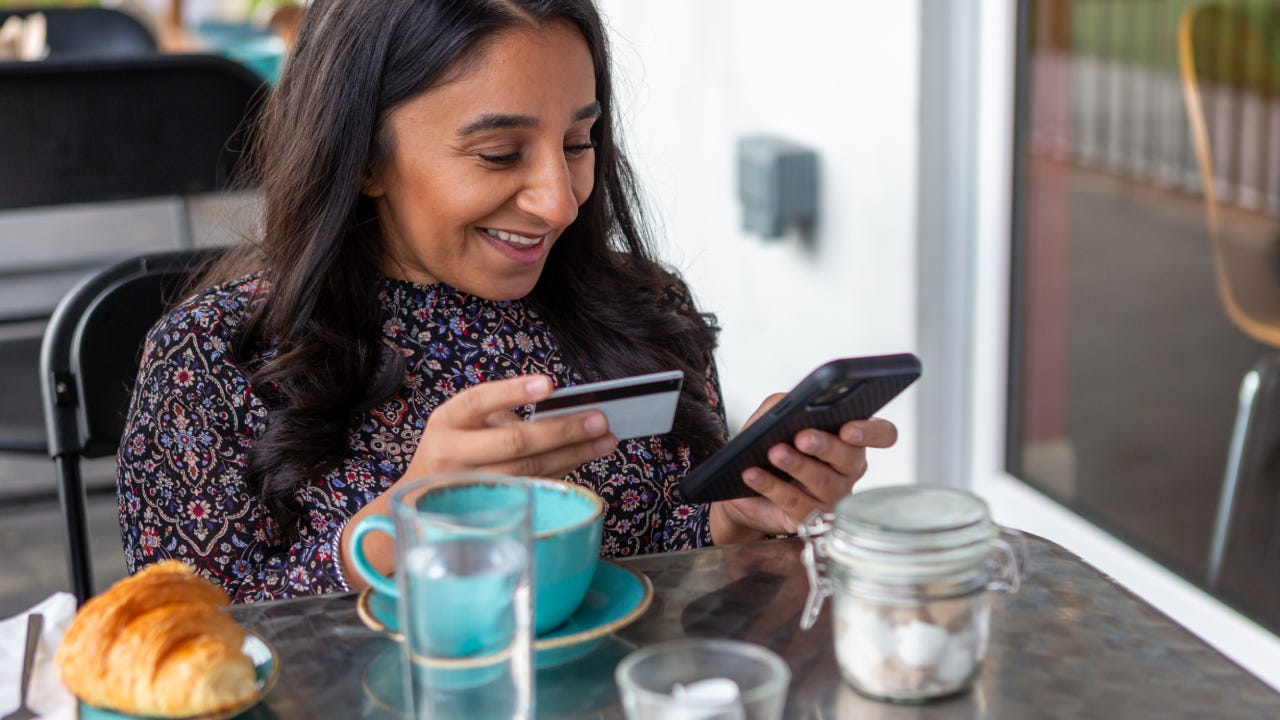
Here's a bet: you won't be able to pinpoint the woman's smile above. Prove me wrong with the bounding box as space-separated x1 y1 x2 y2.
476 226 550 263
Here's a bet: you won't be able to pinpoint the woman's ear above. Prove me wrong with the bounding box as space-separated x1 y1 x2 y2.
362 170 385 198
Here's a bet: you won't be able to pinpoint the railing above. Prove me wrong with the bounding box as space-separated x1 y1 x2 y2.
1028 0 1280 214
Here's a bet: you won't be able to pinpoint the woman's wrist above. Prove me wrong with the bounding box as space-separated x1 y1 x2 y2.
708 502 768 546
340 494 395 590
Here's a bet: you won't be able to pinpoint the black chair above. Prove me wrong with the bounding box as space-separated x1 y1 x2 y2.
40 248 223 603
0 53 264 458
0 6 157 59
1207 354 1280 633
0 52 264 211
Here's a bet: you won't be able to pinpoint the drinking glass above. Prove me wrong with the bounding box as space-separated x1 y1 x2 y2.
351 472 535 720
615 639 790 720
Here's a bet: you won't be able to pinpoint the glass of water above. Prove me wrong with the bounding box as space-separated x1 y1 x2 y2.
390 472 535 720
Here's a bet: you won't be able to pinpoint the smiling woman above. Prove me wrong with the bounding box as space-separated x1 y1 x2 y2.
113 0 898 603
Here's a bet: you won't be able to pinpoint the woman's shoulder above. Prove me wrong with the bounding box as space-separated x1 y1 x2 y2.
150 273 268 344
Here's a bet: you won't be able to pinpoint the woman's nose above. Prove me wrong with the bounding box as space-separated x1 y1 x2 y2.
516 154 580 229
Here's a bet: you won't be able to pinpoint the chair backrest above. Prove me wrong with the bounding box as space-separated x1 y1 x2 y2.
1178 3 1280 348
0 6 157 59
0 52 266 210
0 54 261 460
40 248 224 603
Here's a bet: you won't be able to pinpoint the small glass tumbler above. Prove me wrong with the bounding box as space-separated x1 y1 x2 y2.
797 484 1028 703
614 639 791 720
350 471 535 720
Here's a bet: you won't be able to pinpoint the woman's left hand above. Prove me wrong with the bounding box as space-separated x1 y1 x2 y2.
708 393 899 545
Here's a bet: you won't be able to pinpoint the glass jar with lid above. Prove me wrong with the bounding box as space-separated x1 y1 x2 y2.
797 485 1028 703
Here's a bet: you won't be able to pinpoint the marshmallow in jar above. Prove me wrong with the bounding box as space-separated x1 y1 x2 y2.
797 485 1028 703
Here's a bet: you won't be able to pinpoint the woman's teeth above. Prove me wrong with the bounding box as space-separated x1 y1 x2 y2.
484 228 543 246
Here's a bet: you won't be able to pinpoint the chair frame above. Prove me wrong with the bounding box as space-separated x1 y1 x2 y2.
40 249 222 603
1177 2 1280 347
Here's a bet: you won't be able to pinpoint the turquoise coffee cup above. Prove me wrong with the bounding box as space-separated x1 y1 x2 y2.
351 475 605 636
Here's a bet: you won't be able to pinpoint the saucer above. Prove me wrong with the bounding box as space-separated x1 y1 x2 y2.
357 560 653 668
81 629 279 720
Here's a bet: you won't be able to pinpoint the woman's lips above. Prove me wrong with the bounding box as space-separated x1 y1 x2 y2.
477 227 549 263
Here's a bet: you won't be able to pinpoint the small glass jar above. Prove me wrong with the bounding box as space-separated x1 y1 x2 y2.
797 485 1028 703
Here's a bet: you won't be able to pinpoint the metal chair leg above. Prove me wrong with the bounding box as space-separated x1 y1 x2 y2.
53 455 94 604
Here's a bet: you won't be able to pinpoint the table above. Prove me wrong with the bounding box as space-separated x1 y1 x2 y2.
230 535 1280 719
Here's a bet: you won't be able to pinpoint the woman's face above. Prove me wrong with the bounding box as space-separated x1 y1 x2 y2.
366 20 599 300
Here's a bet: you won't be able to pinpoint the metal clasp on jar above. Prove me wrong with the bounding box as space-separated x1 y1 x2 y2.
796 510 1031 632
797 511 835 630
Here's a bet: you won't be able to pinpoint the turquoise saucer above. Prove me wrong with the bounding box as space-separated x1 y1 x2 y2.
357 560 652 668
81 630 278 720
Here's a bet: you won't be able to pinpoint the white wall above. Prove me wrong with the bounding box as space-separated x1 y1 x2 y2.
597 0 921 489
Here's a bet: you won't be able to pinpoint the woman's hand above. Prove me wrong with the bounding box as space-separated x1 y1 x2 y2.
342 374 617 588
708 393 899 545
403 374 618 480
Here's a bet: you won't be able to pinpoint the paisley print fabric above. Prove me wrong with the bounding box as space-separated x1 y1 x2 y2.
118 275 723 602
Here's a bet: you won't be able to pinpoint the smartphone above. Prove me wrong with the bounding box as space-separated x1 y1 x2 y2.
530 369 683 440
679 353 921 503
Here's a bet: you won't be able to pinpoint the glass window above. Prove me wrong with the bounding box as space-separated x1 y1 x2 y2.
1010 0 1280 633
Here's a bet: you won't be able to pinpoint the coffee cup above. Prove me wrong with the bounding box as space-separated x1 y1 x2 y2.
351 474 605 636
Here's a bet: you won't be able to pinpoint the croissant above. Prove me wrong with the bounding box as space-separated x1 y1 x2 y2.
55 560 259 717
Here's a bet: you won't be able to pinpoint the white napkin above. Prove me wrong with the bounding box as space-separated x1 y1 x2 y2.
0 593 77 720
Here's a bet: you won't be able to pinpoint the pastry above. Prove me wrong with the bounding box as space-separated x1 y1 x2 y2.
55 560 259 717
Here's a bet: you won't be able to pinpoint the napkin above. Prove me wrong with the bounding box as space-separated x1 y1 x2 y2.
0 593 77 720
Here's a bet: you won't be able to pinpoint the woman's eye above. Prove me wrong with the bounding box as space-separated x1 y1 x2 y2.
478 152 521 165
565 141 597 158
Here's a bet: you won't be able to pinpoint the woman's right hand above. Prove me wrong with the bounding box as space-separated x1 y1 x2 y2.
342 374 617 589
403 374 619 480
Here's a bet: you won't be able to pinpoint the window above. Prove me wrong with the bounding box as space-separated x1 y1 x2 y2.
1009 0 1280 634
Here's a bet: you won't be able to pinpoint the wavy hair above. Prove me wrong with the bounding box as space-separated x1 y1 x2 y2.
203 0 723 537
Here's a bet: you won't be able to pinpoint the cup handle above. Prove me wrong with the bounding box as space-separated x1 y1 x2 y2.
987 527 1030 594
348 515 399 599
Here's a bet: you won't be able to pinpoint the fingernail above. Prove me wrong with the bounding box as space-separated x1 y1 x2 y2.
843 426 864 444
584 413 607 435
525 376 550 395
593 436 617 455
743 470 762 488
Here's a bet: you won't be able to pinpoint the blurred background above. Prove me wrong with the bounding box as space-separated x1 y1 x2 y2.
1 0 1277 693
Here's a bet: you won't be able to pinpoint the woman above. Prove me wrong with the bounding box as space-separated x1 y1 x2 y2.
117 0 897 602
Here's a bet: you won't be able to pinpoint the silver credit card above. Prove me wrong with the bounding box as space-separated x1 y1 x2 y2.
531 370 683 440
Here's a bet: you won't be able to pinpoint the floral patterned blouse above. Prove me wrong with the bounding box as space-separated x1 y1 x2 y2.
118 275 723 603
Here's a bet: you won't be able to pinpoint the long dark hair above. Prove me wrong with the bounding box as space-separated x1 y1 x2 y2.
204 0 723 536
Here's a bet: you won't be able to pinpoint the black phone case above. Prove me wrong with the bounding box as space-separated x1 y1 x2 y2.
680 353 921 503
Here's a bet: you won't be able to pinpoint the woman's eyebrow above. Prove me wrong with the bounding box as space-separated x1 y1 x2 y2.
573 101 602 122
457 101 602 137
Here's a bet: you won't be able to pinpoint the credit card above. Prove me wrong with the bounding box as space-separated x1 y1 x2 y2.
531 370 683 440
